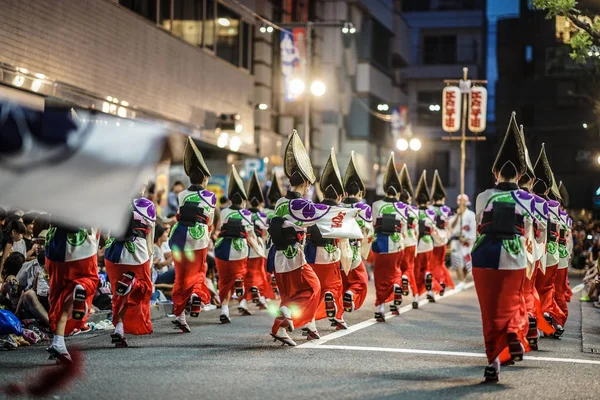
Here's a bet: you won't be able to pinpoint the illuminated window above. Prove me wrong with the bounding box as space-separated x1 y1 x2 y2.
216 3 240 66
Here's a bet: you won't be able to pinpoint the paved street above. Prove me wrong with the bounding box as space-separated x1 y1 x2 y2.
3 276 600 400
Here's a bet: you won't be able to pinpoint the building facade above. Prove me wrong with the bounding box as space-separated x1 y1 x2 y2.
492 0 600 209
400 0 485 204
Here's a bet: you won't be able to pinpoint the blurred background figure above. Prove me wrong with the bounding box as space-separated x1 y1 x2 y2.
449 194 476 289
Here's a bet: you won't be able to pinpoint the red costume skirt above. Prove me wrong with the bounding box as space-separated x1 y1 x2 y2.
432 245 454 290
172 248 211 316
46 256 99 334
275 265 321 329
415 250 443 295
534 264 564 327
554 268 569 327
372 252 402 306
244 257 272 301
105 260 153 335
311 262 344 320
400 245 418 296
342 261 369 311
216 258 248 302
522 263 554 335
473 267 530 364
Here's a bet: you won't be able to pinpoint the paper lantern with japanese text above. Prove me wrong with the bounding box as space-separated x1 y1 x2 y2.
468 86 487 133
442 86 461 133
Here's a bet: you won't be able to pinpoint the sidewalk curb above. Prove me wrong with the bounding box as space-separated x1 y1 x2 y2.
88 303 175 324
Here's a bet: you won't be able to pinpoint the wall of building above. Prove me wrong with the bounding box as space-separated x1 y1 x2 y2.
0 0 256 159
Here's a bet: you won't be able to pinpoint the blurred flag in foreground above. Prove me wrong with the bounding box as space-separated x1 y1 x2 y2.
0 98 169 233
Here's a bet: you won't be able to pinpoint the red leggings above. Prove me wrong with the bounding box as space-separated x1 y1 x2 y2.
400 246 418 296
172 248 211 316
342 261 369 311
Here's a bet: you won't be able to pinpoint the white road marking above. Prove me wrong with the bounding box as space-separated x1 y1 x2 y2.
296 282 475 348
299 344 600 365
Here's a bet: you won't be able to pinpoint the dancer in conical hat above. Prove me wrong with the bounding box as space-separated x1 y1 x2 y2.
472 112 534 382
215 165 261 322
516 125 553 350
267 131 361 345
371 153 408 320
104 198 156 347
398 164 419 303
532 144 565 337
429 170 454 294
244 171 273 310
169 137 216 332
305 149 349 330
341 152 373 314
413 170 442 304
264 170 284 297
552 180 572 333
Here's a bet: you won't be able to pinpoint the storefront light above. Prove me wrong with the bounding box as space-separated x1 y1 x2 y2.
217 133 229 148
31 79 43 92
258 103 268 110
396 138 408 151
12 75 25 87
218 18 231 27
235 124 243 133
289 78 305 95
409 138 422 151
230 136 241 152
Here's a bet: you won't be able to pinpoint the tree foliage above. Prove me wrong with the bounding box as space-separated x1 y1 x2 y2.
533 0 600 62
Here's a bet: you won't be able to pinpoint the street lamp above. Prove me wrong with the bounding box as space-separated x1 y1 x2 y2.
289 78 305 95
396 138 409 151
310 80 326 97
409 138 422 151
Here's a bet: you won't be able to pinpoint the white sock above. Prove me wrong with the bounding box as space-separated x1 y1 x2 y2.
277 327 288 336
259 296 266 304
306 319 316 332
490 357 501 372
379 304 385 313
222 305 229 317
52 335 66 352
114 322 124 336
279 306 292 319
177 312 186 324
346 290 354 297
239 299 247 309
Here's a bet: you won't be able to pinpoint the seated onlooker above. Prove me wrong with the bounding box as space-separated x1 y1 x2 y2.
21 212 39 254
153 225 174 284
1 220 30 278
0 252 25 312
167 180 184 218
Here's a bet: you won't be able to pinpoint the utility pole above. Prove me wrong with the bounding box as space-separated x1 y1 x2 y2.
442 67 487 283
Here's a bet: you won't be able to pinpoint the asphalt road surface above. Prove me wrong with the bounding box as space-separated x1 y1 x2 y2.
2 276 600 400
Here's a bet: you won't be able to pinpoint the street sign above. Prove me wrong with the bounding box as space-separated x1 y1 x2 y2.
468 86 487 133
442 86 461 133
243 158 266 181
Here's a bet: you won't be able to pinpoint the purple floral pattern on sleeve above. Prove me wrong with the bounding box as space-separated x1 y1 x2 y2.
289 198 331 222
354 202 372 222
200 190 217 208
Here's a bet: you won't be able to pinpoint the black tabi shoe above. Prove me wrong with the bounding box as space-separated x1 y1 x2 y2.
190 295 202 317
72 287 87 321
425 273 433 291
527 316 538 350
172 320 191 333
305 330 320 340
324 292 337 318
401 277 410 296
234 278 245 298
483 366 499 383
220 314 231 324
553 325 565 339
393 286 403 306
439 282 446 297
46 346 72 364
251 287 260 304
343 292 354 312
270 333 297 346
374 312 386 322
507 333 523 362
412 301 419 309
333 320 348 330
390 305 399 316
257 302 267 310
271 276 279 296
427 293 436 303
111 333 129 348
116 272 135 296
238 307 252 316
